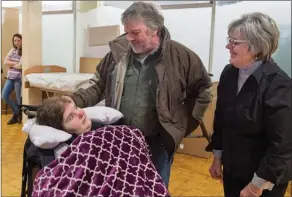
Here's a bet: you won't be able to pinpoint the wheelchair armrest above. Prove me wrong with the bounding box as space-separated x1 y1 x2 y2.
20 105 39 118
38 148 55 168
20 105 39 111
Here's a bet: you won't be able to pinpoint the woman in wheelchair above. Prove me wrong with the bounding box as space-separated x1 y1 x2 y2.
36 96 95 135
28 96 170 197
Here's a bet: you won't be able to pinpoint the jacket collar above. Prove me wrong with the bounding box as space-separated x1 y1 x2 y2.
239 60 262 75
252 58 281 84
231 58 281 84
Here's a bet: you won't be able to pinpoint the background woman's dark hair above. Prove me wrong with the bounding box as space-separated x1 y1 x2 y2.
12 33 22 56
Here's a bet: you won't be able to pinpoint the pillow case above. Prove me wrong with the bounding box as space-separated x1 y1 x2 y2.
22 118 72 149
83 106 124 125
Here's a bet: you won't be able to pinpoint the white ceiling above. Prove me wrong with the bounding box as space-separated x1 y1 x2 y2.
1 1 73 10
103 1 134 9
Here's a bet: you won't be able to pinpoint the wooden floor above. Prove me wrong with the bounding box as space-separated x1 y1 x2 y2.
1 114 291 196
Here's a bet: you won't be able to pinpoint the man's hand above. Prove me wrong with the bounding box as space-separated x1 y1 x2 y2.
209 157 223 182
62 95 75 104
240 183 263 197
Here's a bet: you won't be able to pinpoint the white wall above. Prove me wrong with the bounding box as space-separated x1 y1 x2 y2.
82 6 125 58
19 10 74 73
78 1 291 81
76 5 212 71
42 14 74 72
75 7 99 73
16 1 291 78
162 7 212 71
75 6 126 72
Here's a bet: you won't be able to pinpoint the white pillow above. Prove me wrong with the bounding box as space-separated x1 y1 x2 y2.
22 118 72 149
83 106 124 124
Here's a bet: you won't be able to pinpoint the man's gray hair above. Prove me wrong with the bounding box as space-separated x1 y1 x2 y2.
228 12 280 60
121 2 164 32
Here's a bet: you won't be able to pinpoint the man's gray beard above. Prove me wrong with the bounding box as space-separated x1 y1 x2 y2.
130 44 142 54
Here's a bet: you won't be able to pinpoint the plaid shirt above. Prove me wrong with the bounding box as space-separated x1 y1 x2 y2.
7 48 22 80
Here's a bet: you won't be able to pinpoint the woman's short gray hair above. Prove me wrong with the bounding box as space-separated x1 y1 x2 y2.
228 12 280 60
121 2 164 32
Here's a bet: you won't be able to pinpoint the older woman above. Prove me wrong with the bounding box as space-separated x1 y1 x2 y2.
208 12 291 197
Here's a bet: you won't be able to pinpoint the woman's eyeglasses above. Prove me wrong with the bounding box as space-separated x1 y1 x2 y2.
226 37 247 47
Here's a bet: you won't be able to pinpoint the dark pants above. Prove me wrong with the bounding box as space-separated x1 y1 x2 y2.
145 135 173 188
223 172 289 197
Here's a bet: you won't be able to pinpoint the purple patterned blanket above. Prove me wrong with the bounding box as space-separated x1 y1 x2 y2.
32 125 170 197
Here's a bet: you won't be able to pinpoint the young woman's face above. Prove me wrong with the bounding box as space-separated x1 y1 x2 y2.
62 102 92 135
13 36 22 49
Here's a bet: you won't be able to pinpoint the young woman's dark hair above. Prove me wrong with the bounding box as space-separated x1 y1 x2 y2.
12 33 22 56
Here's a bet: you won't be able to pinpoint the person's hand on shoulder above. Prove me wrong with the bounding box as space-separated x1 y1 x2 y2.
62 95 75 104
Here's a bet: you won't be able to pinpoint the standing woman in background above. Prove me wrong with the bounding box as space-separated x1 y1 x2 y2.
2 33 22 124
208 12 292 197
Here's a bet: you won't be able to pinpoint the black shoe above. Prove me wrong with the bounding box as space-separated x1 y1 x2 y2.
7 114 19 125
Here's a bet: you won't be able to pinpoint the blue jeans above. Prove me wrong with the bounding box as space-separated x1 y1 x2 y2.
146 135 174 188
2 78 22 115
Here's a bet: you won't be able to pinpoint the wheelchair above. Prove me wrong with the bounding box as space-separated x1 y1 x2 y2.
19 98 213 197
20 105 73 197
